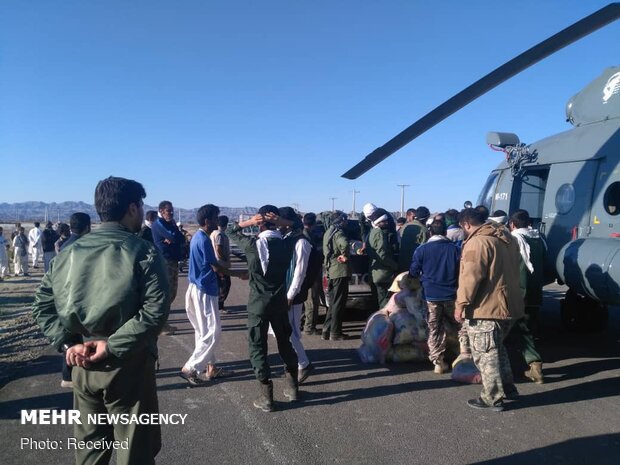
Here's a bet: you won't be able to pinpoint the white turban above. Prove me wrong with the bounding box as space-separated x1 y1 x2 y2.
363 203 377 218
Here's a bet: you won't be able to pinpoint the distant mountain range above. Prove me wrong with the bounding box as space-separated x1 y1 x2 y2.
0 202 258 224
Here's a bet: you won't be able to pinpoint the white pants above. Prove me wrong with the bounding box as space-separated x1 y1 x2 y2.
44 251 56 272
184 283 221 372
270 304 309 370
13 248 28 275
31 246 42 267
0 249 7 278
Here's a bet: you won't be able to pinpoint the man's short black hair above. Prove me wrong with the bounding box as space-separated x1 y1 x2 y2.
196 204 220 227
34 222 40 228
459 208 485 227
95 176 146 222
303 212 317 226
70 212 91 235
510 209 531 229
145 210 158 222
158 200 173 211
57 222 70 236
258 205 279 229
218 215 229 228
445 209 459 225
279 207 302 230
258 205 279 216
406 208 416 216
475 205 489 221
429 219 447 236
396 217 406 225
492 209 507 217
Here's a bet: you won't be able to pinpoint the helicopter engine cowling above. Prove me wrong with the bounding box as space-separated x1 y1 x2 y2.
556 238 620 305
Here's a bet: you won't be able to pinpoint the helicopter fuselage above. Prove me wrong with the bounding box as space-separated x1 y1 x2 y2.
479 67 620 306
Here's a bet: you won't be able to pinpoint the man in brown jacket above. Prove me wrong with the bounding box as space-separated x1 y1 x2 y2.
455 208 524 412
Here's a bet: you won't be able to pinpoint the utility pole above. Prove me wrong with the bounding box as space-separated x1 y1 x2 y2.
351 189 360 216
397 184 410 218
329 197 337 212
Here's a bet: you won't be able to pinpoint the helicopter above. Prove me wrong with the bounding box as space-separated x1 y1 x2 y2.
342 3 620 331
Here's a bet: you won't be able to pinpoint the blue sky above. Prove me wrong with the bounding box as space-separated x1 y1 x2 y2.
1 1 618 215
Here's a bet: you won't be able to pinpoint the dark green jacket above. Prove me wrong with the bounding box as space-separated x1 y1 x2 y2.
32 222 170 359
227 225 294 315
323 225 351 280
367 227 399 284
398 220 429 272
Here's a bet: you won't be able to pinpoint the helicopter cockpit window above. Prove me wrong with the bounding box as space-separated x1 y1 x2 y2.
555 183 575 214
476 172 500 210
604 182 620 216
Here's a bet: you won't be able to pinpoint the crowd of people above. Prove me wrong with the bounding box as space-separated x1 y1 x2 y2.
6 174 546 465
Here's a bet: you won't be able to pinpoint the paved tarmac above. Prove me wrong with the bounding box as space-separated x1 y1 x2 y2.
1 268 619 465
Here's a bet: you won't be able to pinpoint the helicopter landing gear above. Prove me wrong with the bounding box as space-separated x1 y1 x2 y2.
560 289 608 332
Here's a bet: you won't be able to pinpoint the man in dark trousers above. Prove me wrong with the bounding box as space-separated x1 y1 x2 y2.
322 211 351 341
508 209 546 384
302 212 325 335
151 200 185 334
32 176 170 465
227 206 298 412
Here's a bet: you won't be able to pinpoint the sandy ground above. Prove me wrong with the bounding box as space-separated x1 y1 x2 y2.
0 254 48 387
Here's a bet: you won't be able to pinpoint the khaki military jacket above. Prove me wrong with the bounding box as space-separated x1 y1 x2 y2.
456 222 524 320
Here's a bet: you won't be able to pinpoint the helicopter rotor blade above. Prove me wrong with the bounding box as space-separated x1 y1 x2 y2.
342 3 620 180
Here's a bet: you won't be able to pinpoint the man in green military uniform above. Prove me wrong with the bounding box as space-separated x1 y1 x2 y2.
509 209 546 384
322 211 351 341
398 206 430 272
32 176 170 465
367 213 399 308
227 206 298 412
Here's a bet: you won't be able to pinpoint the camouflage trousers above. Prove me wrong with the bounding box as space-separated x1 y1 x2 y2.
464 319 514 406
426 300 468 364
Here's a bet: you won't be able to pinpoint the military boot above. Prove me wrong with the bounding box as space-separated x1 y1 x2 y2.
525 361 544 384
283 370 299 402
433 358 449 374
253 380 275 412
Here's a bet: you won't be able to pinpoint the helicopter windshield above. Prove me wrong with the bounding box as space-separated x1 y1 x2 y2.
476 172 500 210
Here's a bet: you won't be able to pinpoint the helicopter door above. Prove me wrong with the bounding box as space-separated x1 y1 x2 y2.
542 160 599 269
509 167 550 229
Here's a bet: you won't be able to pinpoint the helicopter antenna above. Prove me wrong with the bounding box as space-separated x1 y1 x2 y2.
342 3 620 179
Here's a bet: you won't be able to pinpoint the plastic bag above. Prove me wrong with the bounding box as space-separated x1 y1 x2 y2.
385 343 428 363
451 355 482 384
358 310 394 364
390 308 427 345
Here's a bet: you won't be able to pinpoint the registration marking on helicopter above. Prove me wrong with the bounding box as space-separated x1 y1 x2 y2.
495 192 508 201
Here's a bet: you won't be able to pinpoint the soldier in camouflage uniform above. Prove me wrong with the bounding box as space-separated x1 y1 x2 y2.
455 208 524 411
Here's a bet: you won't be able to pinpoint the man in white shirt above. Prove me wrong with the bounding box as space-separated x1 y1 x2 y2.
0 227 9 280
28 222 43 268
278 207 314 384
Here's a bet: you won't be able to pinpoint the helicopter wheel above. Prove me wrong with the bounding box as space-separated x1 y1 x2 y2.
560 289 608 332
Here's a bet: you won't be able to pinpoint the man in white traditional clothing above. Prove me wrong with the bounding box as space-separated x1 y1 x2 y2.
28 222 43 268
0 227 9 280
